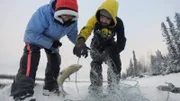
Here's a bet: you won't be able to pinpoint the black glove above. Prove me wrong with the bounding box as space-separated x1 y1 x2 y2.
52 40 62 48
73 37 90 58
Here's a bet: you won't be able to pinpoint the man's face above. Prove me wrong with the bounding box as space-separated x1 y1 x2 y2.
99 15 112 26
60 14 74 22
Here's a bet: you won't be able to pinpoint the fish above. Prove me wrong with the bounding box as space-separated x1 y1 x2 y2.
57 64 82 96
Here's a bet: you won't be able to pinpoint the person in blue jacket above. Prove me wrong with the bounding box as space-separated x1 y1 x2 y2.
10 0 79 100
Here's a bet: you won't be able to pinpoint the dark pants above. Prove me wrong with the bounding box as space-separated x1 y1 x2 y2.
90 43 122 86
11 43 61 97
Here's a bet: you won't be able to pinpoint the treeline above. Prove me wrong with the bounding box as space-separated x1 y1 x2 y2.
122 13 180 79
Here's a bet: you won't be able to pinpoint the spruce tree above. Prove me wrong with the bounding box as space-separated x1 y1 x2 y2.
161 22 178 72
175 13 180 33
133 50 138 76
166 17 180 55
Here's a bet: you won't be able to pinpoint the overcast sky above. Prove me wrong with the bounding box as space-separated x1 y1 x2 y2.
0 0 180 80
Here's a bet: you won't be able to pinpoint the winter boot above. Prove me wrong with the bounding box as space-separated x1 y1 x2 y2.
13 93 37 101
43 83 60 96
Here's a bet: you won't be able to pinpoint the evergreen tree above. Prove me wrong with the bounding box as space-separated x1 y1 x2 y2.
133 50 138 76
126 59 133 77
150 55 157 75
175 13 180 33
137 61 143 74
138 57 148 73
163 54 171 73
161 22 178 72
166 17 180 55
150 50 169 75
174 13 180 71
155 50 167 73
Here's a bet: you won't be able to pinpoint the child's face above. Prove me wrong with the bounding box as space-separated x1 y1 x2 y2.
60 15 74 22
99 15 112 26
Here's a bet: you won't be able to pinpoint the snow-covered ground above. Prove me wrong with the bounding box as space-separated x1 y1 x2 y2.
0 73 180 101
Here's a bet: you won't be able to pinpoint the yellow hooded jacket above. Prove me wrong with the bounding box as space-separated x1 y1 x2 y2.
77 0 119 41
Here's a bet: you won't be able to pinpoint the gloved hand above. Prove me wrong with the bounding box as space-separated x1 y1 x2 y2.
73 37 90 58
52 40 62 48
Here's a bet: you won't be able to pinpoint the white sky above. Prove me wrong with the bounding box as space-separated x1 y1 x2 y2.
0 0 180 79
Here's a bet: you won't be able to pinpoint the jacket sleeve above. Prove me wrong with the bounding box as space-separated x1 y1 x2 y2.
77 15 97 42
24 6 53 49
116 18 126 53
67 22 78 44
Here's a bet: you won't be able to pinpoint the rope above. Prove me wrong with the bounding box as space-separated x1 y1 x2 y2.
110 79 145 101
74 58 83 99
64 58 83 101
64 79 149 101
83 79 149 101
166 91 170 101
104 56 149 101
118 79 150 101
64 57 149 101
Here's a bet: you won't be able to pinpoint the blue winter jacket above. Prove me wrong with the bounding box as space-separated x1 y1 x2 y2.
24 0 78 49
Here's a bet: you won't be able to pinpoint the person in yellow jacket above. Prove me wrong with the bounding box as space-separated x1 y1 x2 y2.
73 0 126 94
